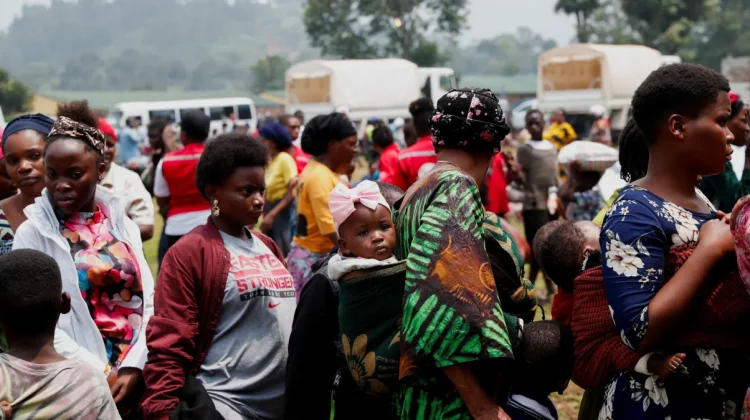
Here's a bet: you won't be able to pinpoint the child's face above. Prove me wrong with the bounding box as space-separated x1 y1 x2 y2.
575 221 601 252
338 203 396 261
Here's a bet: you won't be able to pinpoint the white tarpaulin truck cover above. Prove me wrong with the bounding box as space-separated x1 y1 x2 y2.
538 44 664 101
286 58 422 111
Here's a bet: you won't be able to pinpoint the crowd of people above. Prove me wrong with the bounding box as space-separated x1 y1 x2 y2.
0 62 749 420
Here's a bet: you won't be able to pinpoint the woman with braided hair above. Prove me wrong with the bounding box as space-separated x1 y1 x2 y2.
12 100 154 418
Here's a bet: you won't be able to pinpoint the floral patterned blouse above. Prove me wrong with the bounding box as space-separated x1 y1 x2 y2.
62 208 144 373
600 185 746 419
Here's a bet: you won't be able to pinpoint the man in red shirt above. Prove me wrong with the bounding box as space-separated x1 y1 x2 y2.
154 111 211 265
391 98 437 191
371 124 400 185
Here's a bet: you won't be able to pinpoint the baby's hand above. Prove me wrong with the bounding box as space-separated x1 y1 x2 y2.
650 353 686 380
0 401 12 419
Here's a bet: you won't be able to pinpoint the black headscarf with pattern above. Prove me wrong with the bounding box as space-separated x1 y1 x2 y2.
430 88 511 153
47 116 106 156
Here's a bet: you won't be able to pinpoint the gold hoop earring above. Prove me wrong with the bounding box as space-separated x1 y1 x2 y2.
211 199 220 217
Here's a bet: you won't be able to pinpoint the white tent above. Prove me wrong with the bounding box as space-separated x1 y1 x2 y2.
286 58 422 113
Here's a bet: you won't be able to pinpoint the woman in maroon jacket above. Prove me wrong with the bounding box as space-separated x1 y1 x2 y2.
142 132 296 420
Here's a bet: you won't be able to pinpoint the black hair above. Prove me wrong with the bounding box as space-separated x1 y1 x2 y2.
279 114 297 126
525 109 544 122
196 132 269 200
375 181 404 208
371 125 395 149
514 320 574 396
619 118 649 183
538 221 585 292
0 249 63 334
731 98 746 119
181 110 211 142
409 98 434 137
403 123 418 147
532 220 567 272
49 100 105 164
300 113 356 157
632 63 730 142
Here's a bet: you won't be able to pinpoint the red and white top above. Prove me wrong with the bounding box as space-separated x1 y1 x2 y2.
154 143 211 236
390 135 437 191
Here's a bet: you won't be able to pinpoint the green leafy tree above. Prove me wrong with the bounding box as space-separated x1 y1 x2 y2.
619 0 709 54
303 0 467 65
554 0 601 42
250 55 292 93
0 69 33 114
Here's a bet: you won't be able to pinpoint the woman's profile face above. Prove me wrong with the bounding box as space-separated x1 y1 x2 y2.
682 92 734 176
727 108 750 148
4 130 46 197
209 166 266 230
330 135 359 171
45 139 105 216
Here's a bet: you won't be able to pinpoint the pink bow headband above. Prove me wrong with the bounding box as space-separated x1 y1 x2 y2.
329 180 390 234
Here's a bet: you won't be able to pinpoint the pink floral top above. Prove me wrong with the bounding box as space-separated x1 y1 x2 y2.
62 208 144 372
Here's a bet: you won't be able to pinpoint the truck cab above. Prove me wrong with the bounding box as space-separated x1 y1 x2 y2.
418 67 458 104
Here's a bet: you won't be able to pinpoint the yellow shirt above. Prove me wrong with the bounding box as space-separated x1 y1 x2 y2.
265 152 298 202
593 188 622 227
544 122 577 151
293 159 342 253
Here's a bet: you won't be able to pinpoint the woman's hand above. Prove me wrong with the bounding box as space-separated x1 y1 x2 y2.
110 367 143 404
697 219 735 258
474 405 512 420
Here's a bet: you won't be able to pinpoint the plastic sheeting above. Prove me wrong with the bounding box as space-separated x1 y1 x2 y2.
286 59 422 111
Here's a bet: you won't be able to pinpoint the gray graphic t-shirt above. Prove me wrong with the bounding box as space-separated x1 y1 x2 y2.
197 232 296 420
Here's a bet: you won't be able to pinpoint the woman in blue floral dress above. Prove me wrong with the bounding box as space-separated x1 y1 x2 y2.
600 64 748 419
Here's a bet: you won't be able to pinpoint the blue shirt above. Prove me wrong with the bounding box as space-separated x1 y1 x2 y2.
117 127 144 165
599 184 745 419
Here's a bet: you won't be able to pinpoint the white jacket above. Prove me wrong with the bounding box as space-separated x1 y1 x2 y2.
13 185 154 373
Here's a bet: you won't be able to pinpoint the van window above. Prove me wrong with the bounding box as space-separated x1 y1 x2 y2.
180 108 205 121
209 106 236 121
149 109 176 122
237 104 252 120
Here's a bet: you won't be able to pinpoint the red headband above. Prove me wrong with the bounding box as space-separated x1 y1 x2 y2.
730 92 740 104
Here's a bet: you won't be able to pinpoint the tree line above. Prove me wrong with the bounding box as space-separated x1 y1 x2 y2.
555 0 750 70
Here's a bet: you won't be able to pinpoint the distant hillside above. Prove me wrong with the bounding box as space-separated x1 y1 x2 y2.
0 0 317 91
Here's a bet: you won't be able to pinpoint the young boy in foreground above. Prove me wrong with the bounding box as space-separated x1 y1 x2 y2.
0 249 120 420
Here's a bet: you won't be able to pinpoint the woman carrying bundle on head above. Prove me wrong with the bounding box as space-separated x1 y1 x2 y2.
12 100 155 418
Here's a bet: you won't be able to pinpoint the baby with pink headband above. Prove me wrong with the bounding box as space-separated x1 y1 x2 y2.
327 180 400 280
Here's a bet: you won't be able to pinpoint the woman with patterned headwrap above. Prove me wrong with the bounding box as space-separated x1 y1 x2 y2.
394 88 518 419
12 101 154 417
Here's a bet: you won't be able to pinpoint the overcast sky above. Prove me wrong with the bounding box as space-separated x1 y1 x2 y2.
2 0 577 45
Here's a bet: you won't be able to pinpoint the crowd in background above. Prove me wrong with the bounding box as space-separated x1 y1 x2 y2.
0 62 750 420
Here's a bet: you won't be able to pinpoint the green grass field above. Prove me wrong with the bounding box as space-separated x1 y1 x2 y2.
143 213 162 276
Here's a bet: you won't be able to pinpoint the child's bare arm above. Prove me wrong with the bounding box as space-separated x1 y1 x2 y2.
643 353 686 380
